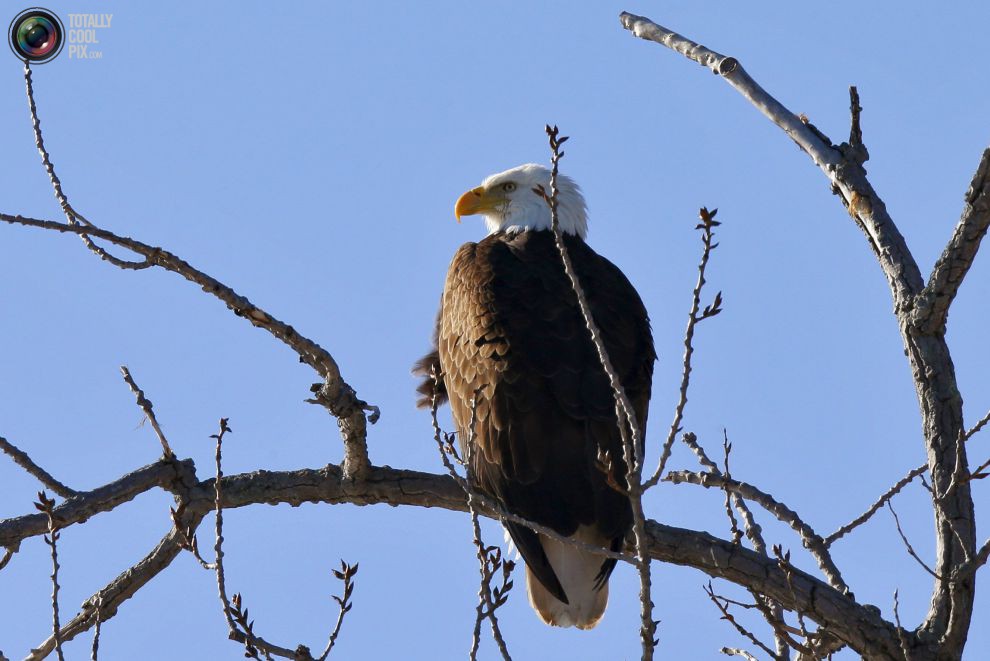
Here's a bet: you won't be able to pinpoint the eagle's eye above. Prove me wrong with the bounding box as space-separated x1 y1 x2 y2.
501 182 517 193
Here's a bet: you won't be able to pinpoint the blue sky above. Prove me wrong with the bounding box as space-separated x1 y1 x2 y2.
1 2 988 659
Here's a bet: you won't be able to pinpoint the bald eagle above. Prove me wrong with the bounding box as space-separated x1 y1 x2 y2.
415 164 655 629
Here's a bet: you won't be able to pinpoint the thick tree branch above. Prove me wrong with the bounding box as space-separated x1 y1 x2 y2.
619 11 977 653
119 366 175 459
619 11 924 308
664 470 848 595
913 148 990 334
0 458 196 549
27 512 206 660
4 459 906 659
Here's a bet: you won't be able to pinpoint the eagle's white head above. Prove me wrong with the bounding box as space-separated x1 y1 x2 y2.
454 163 589 238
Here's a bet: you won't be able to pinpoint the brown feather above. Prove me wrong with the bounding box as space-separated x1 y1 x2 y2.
416 229 655 626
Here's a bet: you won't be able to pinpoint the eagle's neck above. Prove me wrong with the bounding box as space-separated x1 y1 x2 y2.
485 195 588 239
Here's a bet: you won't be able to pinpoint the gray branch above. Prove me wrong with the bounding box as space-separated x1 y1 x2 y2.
619 12 925 306
664 470 848 595
913 148 990 334
619 10 980 653
1 458 908 659
0 437 77 499
0 212 373 480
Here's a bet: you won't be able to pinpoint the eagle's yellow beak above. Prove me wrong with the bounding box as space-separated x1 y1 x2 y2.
455 186 503 223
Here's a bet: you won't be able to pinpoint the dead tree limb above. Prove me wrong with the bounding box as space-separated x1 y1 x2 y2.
620 11 984 657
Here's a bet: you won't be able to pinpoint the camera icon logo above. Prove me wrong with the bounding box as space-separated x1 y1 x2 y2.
8 7 64 64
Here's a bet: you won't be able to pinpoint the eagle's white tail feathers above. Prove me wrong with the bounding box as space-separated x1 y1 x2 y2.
526 526 609 630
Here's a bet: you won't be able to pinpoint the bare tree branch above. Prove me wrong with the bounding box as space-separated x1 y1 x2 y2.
826 464 929 546
0 436 77 498
893 590 914 660
0 458 195 549
665 470 848 595
27 511 206 660
35 492 65 661
537 125 655 656
913 148 990 334
964 407 990 441
0 211 375 479
619 13 925 305
22 62 149 270
119 366 175 459
89 596 102 661
887 502 941 580
567 128 651 654
618 10 978 650
4 454 907 658
646 208 721 489
318 560 358 661
704 582 778 659
429 371 513 660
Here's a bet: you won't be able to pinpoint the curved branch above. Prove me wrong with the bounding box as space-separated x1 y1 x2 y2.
4 460 904 659
0 458 194 549
0 212 373 478
913 148 990 334
664 470 848 595
27 503 206 660
0 436 77 499
618 11 978 651
618 11 924 308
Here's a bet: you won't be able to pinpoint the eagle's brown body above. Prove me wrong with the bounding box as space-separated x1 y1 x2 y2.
416 228 655 628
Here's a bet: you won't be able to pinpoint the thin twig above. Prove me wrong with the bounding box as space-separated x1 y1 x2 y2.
696 431 786 658
464 389 512 661
969 455 990 481
207 424 295 661
893 590 913 660
227 593 274 660
665 469 849 594
772 547 819 658
720 648 759 661
209 418 274 660
428 376 512 660
208 420 276 660
23 62 151 270
26 508 206 659
35 491 65 661
0 210 375 479
720 433 742 545
538 129 643 466
170 502 215 570
887 502 941 580
704 582 777 659
826 464 929 546
318 561 358 660
646 207 722 489
964 407 990 441
120 366 175 458
90 595 102 661
538 125 656 656
0 436 77 498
